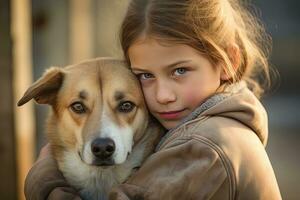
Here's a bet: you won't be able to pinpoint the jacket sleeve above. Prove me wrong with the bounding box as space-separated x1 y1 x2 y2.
24 154 82 200
109 138 232 200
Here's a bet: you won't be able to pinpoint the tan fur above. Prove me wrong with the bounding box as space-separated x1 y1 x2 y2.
18 57 164 200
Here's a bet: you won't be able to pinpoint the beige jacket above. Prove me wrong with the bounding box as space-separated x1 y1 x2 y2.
109 83 282 200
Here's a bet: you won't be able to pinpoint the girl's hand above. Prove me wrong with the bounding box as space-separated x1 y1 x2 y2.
110 184 145 200
37 143 51 161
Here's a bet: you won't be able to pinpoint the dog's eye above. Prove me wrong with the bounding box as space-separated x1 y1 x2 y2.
118 101 135 113
70 102 86 114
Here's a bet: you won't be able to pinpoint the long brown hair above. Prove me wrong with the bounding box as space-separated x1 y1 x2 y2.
120 0 272 98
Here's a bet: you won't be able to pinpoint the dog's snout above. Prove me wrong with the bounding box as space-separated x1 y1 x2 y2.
91 138 115 159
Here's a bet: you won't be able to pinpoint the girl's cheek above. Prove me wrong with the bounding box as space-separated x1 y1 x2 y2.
183 88 204 107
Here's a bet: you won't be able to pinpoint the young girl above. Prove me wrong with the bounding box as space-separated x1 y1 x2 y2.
25 0 281 199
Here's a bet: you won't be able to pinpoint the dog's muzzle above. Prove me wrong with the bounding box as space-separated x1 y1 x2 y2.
90 138 115 166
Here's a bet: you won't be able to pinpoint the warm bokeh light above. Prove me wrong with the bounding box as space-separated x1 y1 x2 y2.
69 0 94 63
11 0 35 200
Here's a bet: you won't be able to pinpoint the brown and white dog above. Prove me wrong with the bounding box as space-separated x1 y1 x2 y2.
18 58 163 200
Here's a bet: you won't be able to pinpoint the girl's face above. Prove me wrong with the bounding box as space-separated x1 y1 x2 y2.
128 38 225 129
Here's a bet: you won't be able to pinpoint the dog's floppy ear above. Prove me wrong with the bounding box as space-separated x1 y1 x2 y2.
17 67 64 106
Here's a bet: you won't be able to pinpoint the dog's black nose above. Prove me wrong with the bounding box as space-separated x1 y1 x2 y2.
91 138 115 159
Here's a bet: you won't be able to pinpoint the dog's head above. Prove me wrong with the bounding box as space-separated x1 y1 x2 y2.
18 58 150 166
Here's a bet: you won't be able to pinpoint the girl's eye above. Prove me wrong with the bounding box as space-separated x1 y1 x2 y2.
70 102 87 114
137 73 154 80
174 68 187 76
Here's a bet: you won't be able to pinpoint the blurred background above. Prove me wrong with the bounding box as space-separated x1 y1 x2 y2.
0 0 299 199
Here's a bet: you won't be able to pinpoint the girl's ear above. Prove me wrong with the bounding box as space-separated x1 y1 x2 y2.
220 43 240 81
17 67 64 106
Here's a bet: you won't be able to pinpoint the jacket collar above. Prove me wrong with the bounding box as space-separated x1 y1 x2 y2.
156 82 253 151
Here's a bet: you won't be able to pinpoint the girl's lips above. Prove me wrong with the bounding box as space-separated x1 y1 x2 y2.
157 109 186 120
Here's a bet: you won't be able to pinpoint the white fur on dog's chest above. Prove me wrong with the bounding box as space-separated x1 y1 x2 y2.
59 151 133 200
59 150 138 200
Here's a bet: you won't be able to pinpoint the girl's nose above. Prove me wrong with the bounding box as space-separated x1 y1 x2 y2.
155 81 176 104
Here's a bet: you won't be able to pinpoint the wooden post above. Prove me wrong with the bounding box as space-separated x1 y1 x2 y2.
0 0 17 199
11 0 35 200
69 0 94 63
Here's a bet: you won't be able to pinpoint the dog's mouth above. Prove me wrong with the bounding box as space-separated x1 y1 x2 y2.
78 151 115 167
92 159 115 167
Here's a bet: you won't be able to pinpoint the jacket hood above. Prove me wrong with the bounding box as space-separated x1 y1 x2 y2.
158 82 268 149
201 82 268 146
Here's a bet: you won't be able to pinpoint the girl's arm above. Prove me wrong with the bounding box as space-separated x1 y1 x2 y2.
109 138 230 200
26 139 229 200
24 144 82 200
